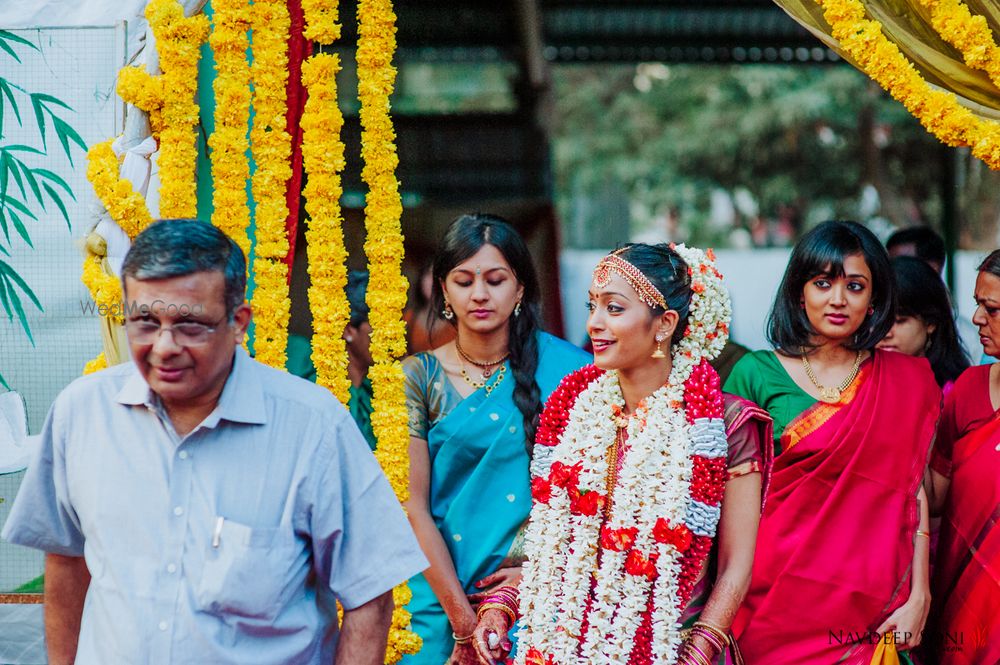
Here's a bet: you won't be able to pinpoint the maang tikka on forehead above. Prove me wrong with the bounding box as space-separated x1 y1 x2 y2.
593 248 669 310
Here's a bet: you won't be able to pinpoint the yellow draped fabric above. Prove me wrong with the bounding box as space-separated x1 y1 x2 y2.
870 639 901 665
774 0 1000 119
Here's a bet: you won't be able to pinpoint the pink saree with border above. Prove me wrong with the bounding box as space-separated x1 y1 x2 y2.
733 351 940 664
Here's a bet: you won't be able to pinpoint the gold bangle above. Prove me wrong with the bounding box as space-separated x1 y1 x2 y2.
916 530 930 538
452 630 475 645
477 602 516 625
692 620 730 646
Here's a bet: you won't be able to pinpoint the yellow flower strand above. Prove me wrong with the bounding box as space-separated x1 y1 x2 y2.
86 139 153 239
208 0 252 257
818 0 1000 169
83 352 108 375
116 0 208 217
357 0 420 660
301 53 352 405
249 0 293 369
80 254 123 324
917 0 1000 90
303 0 341 43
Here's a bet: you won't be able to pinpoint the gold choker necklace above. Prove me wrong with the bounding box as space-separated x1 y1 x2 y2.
801 349 863 403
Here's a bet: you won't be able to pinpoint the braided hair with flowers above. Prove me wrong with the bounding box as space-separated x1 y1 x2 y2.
517 243 732 665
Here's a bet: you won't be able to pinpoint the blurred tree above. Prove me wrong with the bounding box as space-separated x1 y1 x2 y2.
551 64 976 248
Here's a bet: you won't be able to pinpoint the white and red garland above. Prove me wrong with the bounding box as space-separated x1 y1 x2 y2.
518 245 732 665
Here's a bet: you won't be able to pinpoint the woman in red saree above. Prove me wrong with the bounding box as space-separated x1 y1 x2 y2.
725 221 940 664
927 250 1000 665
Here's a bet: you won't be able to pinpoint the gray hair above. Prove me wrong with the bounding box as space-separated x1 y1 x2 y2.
122 219 247 317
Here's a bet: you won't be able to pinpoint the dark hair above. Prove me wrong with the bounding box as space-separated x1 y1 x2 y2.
612 243 692 345
431 213 543 454
346 270 370 328
768 220 895 353
891 256 969 386
886 226 946 269
122 218 246 318
978 248 1000 278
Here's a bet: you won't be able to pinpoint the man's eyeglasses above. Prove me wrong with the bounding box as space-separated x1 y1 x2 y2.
125 315 229 346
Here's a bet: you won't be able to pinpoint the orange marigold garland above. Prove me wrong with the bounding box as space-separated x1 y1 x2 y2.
208 0 252 257
248 0 293 369
817 0 1000 169
357 0 421 660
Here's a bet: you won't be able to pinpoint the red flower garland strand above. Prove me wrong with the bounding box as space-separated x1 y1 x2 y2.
529 359 729 663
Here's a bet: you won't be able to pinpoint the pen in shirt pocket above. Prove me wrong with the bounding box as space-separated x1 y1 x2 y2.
212 516 224 548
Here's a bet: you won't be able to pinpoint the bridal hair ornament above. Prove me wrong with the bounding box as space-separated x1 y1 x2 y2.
592 248 668 310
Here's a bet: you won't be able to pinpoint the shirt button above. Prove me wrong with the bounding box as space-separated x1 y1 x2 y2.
178 450 189 460
173 506 184 516
158 621 168 631
166 563 177 573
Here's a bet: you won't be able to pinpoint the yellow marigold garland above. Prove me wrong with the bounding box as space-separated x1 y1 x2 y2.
248 0 293 369
917 0 1000 90
357 0 420 660
303 0 341 43
301 53 352 405
116 0 208 217
83 352 108 375
208 0 252 257
86 139 153 239
81 255 123 324
81 137 156 369
117 67 164 134
819 0 1000 169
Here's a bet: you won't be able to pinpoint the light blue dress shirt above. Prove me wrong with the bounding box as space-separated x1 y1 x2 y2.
2 347 428 664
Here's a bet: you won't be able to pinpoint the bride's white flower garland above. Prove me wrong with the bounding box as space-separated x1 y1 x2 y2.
518 245 732 665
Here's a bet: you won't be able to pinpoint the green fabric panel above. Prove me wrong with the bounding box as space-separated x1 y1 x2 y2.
723 349 817 455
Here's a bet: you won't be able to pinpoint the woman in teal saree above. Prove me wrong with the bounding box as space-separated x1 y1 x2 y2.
402 214 589 665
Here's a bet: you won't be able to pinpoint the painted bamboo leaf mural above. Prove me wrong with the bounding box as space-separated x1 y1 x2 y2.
0 30 84 388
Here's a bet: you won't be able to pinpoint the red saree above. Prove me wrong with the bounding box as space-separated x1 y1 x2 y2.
932 370 1000 665
733 351 940 664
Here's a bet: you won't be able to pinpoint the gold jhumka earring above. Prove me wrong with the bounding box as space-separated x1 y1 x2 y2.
651 333 666 359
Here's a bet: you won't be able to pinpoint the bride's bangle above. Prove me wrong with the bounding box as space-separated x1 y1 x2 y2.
452 630 475 645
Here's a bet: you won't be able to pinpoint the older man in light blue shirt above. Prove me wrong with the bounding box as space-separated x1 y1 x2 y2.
2 219 427 665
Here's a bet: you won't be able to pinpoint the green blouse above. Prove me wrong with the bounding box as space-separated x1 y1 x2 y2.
723 350 817 454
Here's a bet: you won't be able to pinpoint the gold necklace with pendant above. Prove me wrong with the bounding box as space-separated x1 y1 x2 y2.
455 337 509 379
800 349 863 403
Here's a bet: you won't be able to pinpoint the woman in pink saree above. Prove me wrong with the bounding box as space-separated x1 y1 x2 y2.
927 250 1000 665
725 221 939 664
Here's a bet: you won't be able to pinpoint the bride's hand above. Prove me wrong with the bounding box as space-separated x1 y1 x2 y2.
467 566 522 608
471 608 513 665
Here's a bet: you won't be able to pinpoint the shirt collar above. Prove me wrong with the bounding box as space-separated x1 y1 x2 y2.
115 346 267 426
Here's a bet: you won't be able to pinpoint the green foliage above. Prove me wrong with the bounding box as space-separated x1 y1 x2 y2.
553 64 943 247
0 31 83 389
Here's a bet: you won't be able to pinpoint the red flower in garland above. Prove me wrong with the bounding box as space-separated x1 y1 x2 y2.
676 535 713 608
535 365 604 447
570 490 606 517
624 549 658 580
549 461 582 490
690 456 728 505
653 518 693 552
531 477 552 504
524 648 555 665
683 359 724 423
600 525 638 552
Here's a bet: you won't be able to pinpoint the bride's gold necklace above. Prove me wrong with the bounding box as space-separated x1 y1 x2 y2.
801 348 863 403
